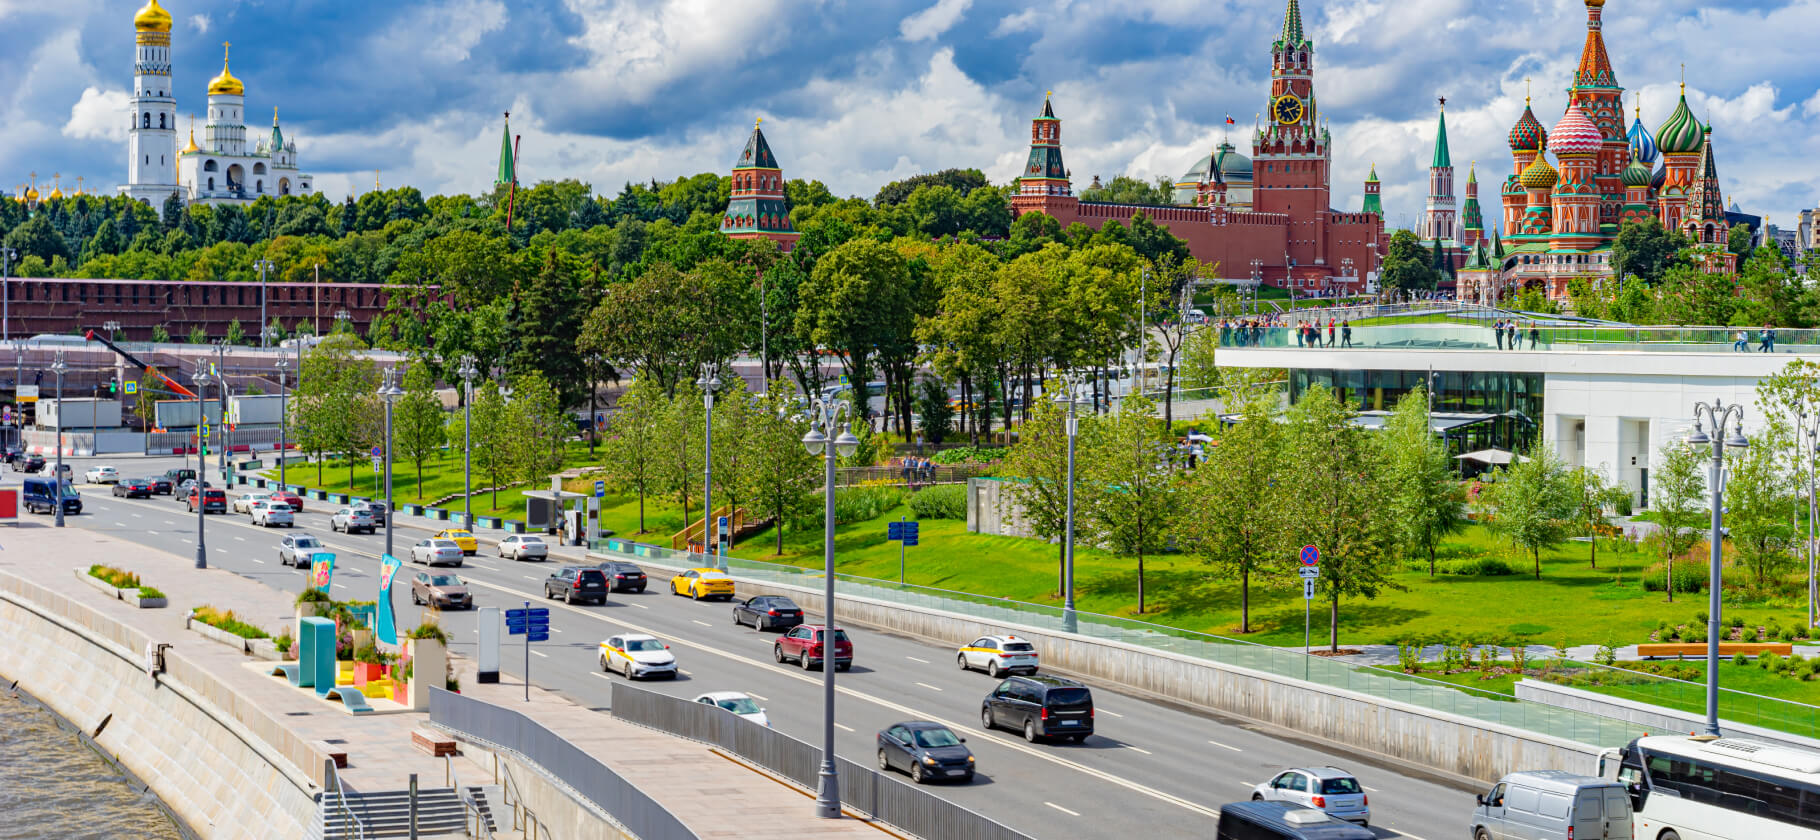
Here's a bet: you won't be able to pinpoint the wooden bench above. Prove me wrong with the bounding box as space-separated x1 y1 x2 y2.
411 728 458 758
1636 643 1793 659
313 740 348 769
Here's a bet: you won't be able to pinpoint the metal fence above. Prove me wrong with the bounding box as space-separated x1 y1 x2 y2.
611 682 1036 840
427 688 699 840
1220 321 1820 354
834 463 992 488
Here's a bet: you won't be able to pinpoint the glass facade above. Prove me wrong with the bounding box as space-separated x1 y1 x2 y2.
1288 369 1543 461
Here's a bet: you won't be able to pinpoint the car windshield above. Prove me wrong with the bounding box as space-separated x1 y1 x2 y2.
912 728 962 748
1320 777 1362 795
1044 687 1092 707
428 575 462 586
1004 642 1035 652
432 540 457 549
447 531 471 538
623 639 665 652
521 537 544 544
295 538 319 548
717 697 761 714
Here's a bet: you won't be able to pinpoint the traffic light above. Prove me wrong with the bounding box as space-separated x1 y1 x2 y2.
106 380 118 395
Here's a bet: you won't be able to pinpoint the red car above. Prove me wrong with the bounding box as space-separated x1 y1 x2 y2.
774 625 853 671
271 491 304 512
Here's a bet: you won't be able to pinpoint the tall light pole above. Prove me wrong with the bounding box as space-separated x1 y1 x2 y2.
800 396 858 819
1058 371 1082 632
458 356 478 528
50 351 67 528
1687 399 1748 738
1803 409 1820 630
2 246 16 343
379 368 403 558
103 320 121 343
275 352 290 489
697 363 724 570
254 259 275 348
214 342 229 483
192 360 215 568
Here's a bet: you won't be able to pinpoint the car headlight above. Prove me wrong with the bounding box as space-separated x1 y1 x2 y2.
922 756 937 766
966 755 975 763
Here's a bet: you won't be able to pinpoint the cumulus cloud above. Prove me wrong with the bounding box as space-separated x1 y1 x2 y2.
899 0 971 42
190 14 210 34
63 87 130 143
403 0 506 63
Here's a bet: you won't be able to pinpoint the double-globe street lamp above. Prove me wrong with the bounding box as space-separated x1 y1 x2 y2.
1056 370 1084 632
458 356 479 528
800 396 859 819
254 259 275 348
49 351 67 528
1801 405 1820 631
1687 398 1748 738
193 360 215 568
697 363 725 571
379 368 404 558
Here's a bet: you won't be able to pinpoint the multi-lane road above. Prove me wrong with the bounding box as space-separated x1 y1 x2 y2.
30 454 1477 839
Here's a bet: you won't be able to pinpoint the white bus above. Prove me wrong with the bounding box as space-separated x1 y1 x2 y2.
1603 735 1820 840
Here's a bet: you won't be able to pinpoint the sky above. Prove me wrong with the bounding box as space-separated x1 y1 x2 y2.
4 0 1819 236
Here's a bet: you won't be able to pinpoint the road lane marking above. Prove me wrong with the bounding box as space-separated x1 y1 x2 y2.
748 693 768 701
132 513 142 518
551 628 563 634
235 536 246 541
165 521 175 525
1392 833 1428 840
914 682 943 692
1044 802 1081 817
692 620 712 627
521 575 538 580
905 656 929 663
834 723 854 732
180 538 192 544
592 672 611 681
333 584 347 590
1098 709 1124 718
1124 745 1152 755
1208 739 1243 752
251 558 266 564
530 651 548 658
629 603 647 609
147 531 160 536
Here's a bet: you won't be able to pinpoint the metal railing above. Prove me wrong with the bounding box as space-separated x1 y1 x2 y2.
428 688 695 840
1565 659 1820 740
834 463 992 488
445 756 494 840
611 682 1036 840
1218 321 1820 355
324 759 368 840
497 759 544 840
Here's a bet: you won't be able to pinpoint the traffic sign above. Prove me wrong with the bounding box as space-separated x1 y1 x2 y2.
1303 579 1316 600
839 374 850 386
506 607 551 642
1299 545 1319 566
370 445 382 458
370 457 383 473
199 423 211 438
887 520 920 546
594 479 606 498
124 381 138 395
1298 566 1319 580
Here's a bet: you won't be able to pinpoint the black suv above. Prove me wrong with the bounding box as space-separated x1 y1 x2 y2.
980 674 1094 743
18 454 46 473
597 561 647 593
543 566 608 605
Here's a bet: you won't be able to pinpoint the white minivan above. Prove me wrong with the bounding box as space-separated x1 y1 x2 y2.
1469 770 1631 840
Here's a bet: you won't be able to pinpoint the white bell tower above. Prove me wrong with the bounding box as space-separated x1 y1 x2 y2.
125 0 180 205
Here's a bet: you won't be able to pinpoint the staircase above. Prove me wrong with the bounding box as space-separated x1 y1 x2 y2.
311 785 498 839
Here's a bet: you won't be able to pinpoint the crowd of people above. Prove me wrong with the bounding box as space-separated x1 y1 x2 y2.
1217 317 1354 348
1490 319 1543 350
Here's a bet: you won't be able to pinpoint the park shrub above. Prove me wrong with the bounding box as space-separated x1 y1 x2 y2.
275 632 294 654
135 586 165 599
1508 645 1530 673
87 564 142 590
408 621 450 644
296 588 332 606
1395 641 1422 673
1595 640 1618 666
810 487 905 527
1695 611 1709 625
1437 557 1515 576
1642 562 1708 594
1731 615 1745 629
1732 653 1749 666
1685 625 1707 644
931 446 1006 465
907 485 967 520
1761 652 1780 670
1783 626 1802 643
191 605 269 640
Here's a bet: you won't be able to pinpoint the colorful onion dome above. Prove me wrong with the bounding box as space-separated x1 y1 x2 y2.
1621 159 1654 187
1626 116 1658 166
1547 106 1603 156
1507 104 1545 151
209 45 245 97
1651 163 1667 189
1520 156 1559 190
134 0 173 33
1656 88 1703 154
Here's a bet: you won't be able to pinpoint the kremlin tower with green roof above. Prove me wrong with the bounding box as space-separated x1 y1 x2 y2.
718 119 798 253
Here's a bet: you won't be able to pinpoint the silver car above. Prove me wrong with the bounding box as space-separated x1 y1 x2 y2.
331 507 376 534
410 538 464 567
278 533 323 567
1251 766 1370 826
249 500 294 527
498 534 549 561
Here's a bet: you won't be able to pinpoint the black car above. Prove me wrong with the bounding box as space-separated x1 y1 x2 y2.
597 561 647 593
1216 801 1375 840
112 478 154 498
147 476 173 495
19 455 45 473
732 595 804 631
980 674 1094 743
543 566 609 605
876 721 974 784
160 468 197 490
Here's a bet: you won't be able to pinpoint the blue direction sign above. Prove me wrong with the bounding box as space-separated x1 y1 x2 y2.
505 607 551 642
887 519 920 547
593 480 606 498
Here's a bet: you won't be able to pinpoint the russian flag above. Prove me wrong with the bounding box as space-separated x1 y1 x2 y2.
1224 113 1236 125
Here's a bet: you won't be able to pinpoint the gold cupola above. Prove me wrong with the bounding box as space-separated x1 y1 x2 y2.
134 0 173 33
182 114 199 153
209 42 245 96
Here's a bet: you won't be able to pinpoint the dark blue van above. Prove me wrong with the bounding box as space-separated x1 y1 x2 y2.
22 477 82 516
1217 801 1376 840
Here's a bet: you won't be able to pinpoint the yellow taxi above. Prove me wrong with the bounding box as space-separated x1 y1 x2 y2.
955 635 1040 678
671 567 736 601
434 529 479 556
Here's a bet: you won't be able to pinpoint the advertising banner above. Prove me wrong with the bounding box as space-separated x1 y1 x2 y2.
376 553 403 646
308 552 336 594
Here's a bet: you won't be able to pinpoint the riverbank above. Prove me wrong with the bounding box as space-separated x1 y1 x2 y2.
0 686 190 839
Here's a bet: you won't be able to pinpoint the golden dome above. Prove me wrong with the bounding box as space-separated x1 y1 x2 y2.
182 126 199 154
209 43 245 96
24 186 39 202
135 0 173 33
48 187 64 201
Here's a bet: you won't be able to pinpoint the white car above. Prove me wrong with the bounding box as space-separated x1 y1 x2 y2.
249 500 294 527
498 534 549 561
955 634 1040 678
84 465 120 484
694 691 769 727
331 507 376 534
410 538 465 567
1251 767 1371 826
598 633 677 680
234 492 273 513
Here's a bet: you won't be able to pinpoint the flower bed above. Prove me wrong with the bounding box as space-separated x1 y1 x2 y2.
78 566 168 608
190 605 269 640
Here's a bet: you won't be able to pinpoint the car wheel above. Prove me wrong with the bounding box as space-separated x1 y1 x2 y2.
836 662 850 672
910 763 926 784
956 653 970 671
600 655 611 673
691 588 701 601
564 590 575 604
981 707 994 730
877 749 891 772
1474 830 1491 840
987 661 1001 679
733 610 744 627
1659 833 1679 840
803 652 815 670
623 659 636 680
774 645 786 664
411 592 421 605
1252 794 1264 802
1023 718 1039 743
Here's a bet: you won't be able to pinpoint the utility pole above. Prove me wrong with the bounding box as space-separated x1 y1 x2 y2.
2 246 15 343
254 259 275 348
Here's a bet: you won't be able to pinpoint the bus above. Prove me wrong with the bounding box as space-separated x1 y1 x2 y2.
1602 735 1820 840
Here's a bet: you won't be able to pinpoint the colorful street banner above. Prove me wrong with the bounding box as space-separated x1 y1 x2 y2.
308 552 336 594
376 553 404 646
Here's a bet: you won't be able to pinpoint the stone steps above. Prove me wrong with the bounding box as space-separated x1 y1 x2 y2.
311 785 495 840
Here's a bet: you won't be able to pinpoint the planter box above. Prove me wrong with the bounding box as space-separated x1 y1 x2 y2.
77 569 127 600
504 521 526 535
405 638 444 713
390 682 409 705
186 615 255 654
254 479 268 489
128 592 168 609
248 638 282 661
432 509 449 521
353 662 385 685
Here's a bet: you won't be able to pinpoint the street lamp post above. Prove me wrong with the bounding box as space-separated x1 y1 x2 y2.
192 360 215 568
1058 371 1082 632
275 353 290 488
2 246 16 343
801 397 859 819
1687 399 1748 738
50 351 67 528
697 363 724 570
103 320 121 343
215 343 229 484
458 356 478 528
254 259 275 348
1803 409 1820 630
379 368 404 558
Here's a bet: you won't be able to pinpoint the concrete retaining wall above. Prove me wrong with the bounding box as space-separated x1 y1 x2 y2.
457 742 636 840
0 573 320 840
1514 678 1820 752
604 552 1602 784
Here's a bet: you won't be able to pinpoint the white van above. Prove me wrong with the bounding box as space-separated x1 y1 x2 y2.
1469 770 1631 840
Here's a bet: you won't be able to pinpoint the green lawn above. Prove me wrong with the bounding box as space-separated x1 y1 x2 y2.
269 442 605 521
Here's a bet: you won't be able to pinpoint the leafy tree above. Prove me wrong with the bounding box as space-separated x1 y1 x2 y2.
1279 386 1399 649
795 238 911 397
293 334 374 489
1653 264 1735 326
3 215 71 263
1480 442 1574 579
1081 395 1181 615
1728 224 1754 260
999 384 1087 596
1380 388 1465 576
150 324 171 343
658 386 706 534
1378 229 1438 294
705 377 765 530
1612 218 1687 284
506 370 569 485
874 168 990 207
507 248 588 406
1724 425 1796 592
1077 174 1175 206
1568 464 1629 569
915 378 953 445
393 364 446 499
188 324 208 345
470 381 513 510
743 384 821 556
1182 376 1282 632
601 378 669 534
1650 441 1707 602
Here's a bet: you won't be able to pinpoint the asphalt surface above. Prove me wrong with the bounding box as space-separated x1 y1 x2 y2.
21 453 1478 840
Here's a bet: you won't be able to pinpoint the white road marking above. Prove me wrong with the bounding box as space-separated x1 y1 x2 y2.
1124 745 1153 755
1393 832 1429 840
1044 802 1081 817
332 584 347 590
629 603 647 609
748 693 768 701
1208 740 1244 752
551 628 563 634
521 575 538 580
905 656 930 664
679 670 692 677
251 558 266 564
234 536 246 542
165 520 176 526
914 682 943 692
692 620 712 627
530 651 548 658
834 723 855 733
592 672 611 681
132 513 143 518
146 531 160 536
1364 785 1379 792
180 538 192 544
1098 709 1124 718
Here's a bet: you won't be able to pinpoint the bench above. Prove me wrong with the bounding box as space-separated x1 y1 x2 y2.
1637 643 1794 659
324 686 374 714
411 728 458 757
313 740 348 769
266 663 300 685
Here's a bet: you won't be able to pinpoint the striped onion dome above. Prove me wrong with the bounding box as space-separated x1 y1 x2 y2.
1626 116 1658 166
1507 104 1545 151
1520 156 1559 190
1621 159 1654 188
1655 89 1704 154
1547 106 1603 156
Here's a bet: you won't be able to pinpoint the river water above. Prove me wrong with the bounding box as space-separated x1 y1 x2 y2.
0 690 186 840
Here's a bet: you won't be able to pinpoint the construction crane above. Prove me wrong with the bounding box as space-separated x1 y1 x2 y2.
83 329 198 399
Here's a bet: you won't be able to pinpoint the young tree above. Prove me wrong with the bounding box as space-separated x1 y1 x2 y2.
1568 464 1629 569
1278 386 1399 650
1080 395 1182 615
393 364 446 499
998 384 1083 597
1479 443 1574 579
658 387 706 533
915 378 954 445
601 379 669 534
470 383 513 510
188 324 208 345
708 377 763 524
1379 388 1465 576
743 384 822 556
1182 377 1282 632
1724 426 1797 592
1652 441 1708 602
150 324 171 343
506 370 569 485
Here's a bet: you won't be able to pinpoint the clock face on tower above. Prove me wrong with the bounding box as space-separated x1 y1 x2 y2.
1273 95 1304 126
